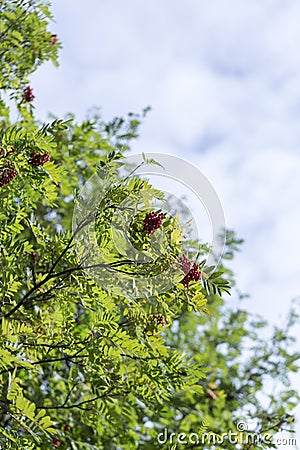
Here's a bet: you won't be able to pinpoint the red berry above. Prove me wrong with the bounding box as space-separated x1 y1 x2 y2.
64 424 71 431
54 439 61 447
50 34 58 45
152 314 166 327
142 211 165 235
179 256 202 287
0 164 17 188
23 86 35 103
30 151 50 166
178 255 191 274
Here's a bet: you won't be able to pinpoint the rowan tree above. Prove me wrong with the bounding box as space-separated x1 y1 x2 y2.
0 2 299 449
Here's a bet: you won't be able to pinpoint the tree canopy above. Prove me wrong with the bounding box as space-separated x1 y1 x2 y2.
0 1 299 449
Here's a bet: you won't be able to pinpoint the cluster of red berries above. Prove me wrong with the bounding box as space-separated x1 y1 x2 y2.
23 86 35 103
142 211 165 234
30 151 50 166
179 255 202 287
178 255 191 274
152 314 166 327
50 34 58 45
0 163 17 188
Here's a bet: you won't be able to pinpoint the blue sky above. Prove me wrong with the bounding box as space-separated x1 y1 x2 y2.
31 0 300 439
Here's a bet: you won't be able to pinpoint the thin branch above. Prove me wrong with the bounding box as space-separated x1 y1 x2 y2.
3 216 94 318
46 213 94 277
31 354 89 366
38 388 130 411
0 2 30 40
3 257 146 318
61 383 78 408
0 346 89 376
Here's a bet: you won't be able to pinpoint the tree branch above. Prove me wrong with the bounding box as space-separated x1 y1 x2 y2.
37 387 129 411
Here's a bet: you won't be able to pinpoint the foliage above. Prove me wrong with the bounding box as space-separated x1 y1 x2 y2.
0 0 60 93
0 1 299 449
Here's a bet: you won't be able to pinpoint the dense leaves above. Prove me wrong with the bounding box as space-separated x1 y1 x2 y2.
0 1 299 449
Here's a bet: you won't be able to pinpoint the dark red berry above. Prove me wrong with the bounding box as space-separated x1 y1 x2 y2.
142 211 165 235
153 315 166 327
53 439 61 447
0 164 17 188
23 86 35 103
50 34 58 45
30 151 50 166
178 255 191 274
64 424 71 431
179 256 202 287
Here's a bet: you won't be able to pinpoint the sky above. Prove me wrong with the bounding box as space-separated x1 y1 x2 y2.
30 0 300 440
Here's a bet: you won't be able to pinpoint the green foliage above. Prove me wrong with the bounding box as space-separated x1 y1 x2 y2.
0 0 60 94
0 1 299 449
